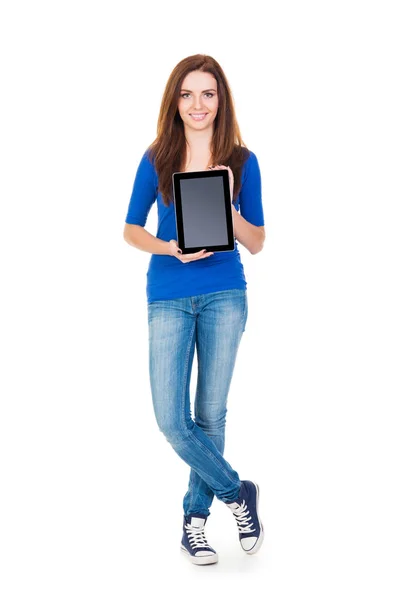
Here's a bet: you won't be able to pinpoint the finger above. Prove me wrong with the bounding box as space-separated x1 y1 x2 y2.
192 249 208 258
184 250 203 259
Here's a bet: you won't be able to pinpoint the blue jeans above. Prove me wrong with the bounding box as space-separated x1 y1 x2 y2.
147 288 248 517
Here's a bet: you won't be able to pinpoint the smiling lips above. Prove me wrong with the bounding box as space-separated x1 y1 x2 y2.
190 113 208 121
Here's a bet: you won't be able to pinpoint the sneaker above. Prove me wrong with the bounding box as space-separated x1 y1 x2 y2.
180 514 218 565
225 480 264 554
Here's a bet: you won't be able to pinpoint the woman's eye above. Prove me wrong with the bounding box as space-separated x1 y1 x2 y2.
180 93 214 99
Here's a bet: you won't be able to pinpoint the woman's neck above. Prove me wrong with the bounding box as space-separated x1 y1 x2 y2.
184 126 213 156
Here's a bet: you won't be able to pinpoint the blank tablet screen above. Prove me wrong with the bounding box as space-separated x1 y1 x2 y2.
172 169 234 253
180 176 227 247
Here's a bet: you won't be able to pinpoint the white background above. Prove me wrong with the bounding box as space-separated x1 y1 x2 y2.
1 0 399 598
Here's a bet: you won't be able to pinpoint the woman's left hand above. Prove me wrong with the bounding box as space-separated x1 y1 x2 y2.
208 164 234 202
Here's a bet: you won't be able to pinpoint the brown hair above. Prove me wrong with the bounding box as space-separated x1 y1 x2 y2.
147 54 250 207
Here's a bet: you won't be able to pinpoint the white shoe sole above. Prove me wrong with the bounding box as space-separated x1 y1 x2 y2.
180 545 219 565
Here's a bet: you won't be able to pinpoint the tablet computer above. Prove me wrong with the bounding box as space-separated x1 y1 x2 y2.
172 169 235 254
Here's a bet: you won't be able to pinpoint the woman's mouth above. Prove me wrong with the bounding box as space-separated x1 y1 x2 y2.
190 113 208 121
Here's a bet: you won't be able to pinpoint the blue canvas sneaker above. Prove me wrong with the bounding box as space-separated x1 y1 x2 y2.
225 480 264 554
181 514 218 565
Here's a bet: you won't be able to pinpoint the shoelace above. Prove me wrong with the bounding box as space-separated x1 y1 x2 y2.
230 500 256 533
185 523 210 549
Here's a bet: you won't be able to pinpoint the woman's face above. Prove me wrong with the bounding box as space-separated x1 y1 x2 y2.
177 70 219 132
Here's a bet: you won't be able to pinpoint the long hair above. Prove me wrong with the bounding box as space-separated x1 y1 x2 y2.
147 54 250 207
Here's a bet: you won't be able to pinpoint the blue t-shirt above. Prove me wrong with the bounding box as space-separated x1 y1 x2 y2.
125 148 264 302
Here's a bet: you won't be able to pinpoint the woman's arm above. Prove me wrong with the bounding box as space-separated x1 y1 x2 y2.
231 205 265 255
123 224 171 255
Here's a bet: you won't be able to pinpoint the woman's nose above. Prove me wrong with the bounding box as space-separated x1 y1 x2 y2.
192 98 204 109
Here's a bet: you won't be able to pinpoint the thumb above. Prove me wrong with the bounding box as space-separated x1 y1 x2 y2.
169 239 182 253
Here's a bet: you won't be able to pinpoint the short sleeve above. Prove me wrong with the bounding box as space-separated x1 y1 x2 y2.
239 151 264 226
125 150 157 226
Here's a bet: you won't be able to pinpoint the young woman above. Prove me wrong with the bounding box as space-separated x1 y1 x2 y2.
123 54 265 566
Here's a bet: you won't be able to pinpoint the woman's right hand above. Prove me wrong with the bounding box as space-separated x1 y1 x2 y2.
168 240 214 263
